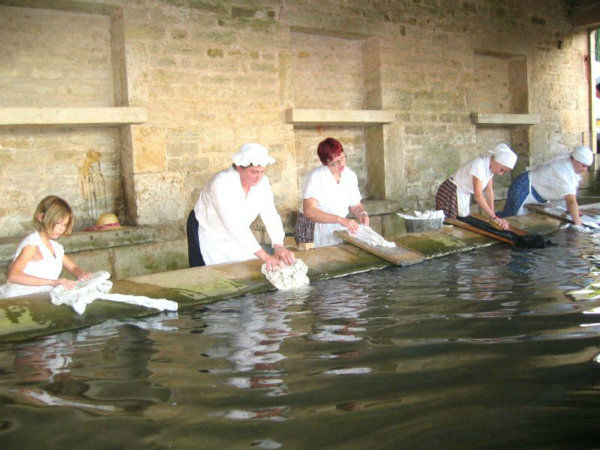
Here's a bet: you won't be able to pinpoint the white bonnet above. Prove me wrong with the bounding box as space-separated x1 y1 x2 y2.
571 145 593 166
232 143 276 167
490 143 517 169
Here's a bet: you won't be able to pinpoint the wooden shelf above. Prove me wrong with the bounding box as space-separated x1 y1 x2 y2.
286 108 396 126
470 113 540 126
0 107 147 127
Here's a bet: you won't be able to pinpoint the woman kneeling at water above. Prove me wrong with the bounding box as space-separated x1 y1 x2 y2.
435 143 517 230
295 137 369 248
498 145 593 226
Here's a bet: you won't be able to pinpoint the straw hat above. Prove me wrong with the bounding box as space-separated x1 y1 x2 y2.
93 213 120 230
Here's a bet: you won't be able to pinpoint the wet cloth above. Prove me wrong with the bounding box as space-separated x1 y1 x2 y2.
0 232 64 299
193 167 285 265
352 225 396 247
261 259 310 290
300 165 362 248
458 216 551 248
499 171 547 217
50 271 178 315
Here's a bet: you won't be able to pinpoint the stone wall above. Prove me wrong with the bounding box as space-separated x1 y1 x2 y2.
0 0 592 241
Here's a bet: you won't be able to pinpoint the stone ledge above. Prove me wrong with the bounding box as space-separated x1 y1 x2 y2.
0 224 185 262
470 112 540 126
0 107 147 128
286 108 396 126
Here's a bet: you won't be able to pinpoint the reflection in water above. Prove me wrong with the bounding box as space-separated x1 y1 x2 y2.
0 231 600 449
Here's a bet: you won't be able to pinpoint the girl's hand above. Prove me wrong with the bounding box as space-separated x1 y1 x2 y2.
358 212 370 226
77 271 92 281
55 278 77 290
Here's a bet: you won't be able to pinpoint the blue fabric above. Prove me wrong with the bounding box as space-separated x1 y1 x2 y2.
499 171 546 217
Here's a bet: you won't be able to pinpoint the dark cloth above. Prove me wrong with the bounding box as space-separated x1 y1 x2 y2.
457 216 552 248
294 212 315 243
186 210 206 267
435 178 458 220
498 171 547 217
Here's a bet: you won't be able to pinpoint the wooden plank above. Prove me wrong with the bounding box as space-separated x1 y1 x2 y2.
334 231 424 266
470 213 529 236
445 218 516 245
526 203 600 229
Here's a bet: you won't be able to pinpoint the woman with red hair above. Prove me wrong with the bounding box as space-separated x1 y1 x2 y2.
295 137 369 248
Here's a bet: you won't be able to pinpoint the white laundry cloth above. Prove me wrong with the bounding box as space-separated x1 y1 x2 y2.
261 259 310 291
352 225 396 248
397 210 445 220
50 271 178 315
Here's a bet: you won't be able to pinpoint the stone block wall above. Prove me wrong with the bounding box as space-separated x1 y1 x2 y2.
0 0 592 242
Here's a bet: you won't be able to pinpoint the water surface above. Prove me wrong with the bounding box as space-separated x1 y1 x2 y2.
0 229 599 449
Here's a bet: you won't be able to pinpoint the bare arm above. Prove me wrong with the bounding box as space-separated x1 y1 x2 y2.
472 176 510 230
565 194 582 226
349 203 370 226
303 198 359 233
7 246 76 288
62 254 91 281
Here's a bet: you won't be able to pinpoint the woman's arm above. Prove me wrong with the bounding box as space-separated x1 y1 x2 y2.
7 246 75 288
564 194 582 226
303 198 359 233
349 203 369 226
62 254 91 281
472 176 510 230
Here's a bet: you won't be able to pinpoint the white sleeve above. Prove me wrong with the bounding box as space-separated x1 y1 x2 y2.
211 178 262 255
303 170 322 200
259 181 285 246
347 171 362 206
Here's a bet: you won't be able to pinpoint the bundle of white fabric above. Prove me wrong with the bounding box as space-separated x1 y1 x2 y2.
50 271 178 315
352 225 396 248
397 210 445 220
261 258 310 291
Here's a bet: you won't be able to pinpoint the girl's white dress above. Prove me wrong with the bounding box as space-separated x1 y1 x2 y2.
0 232 64 299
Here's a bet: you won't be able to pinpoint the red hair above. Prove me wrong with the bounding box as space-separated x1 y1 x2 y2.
317 137 344 165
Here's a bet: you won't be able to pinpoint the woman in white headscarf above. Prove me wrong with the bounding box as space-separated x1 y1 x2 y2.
186 143 295 270
498 145 593 226
435 143 517 230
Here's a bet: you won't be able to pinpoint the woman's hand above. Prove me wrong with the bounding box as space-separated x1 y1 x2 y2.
274 245 295 266
358 212 370 226
341 217 360 234
493 217 510 230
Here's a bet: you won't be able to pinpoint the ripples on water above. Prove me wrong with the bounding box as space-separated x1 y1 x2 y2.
0 229 599 449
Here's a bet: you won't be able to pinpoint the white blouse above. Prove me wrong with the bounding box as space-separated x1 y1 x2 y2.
451 156 493 217
301 165 362 248
530 155 580 200
194 167 285 265
0 231 64 298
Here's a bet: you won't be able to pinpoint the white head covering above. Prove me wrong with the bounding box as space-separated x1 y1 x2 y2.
490 143 517 169
571 145 593 166
232 143 276 167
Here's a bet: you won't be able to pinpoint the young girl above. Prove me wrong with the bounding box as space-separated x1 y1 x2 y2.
0 195 91 299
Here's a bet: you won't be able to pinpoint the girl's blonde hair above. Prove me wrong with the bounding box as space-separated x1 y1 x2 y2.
33 195 74 236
